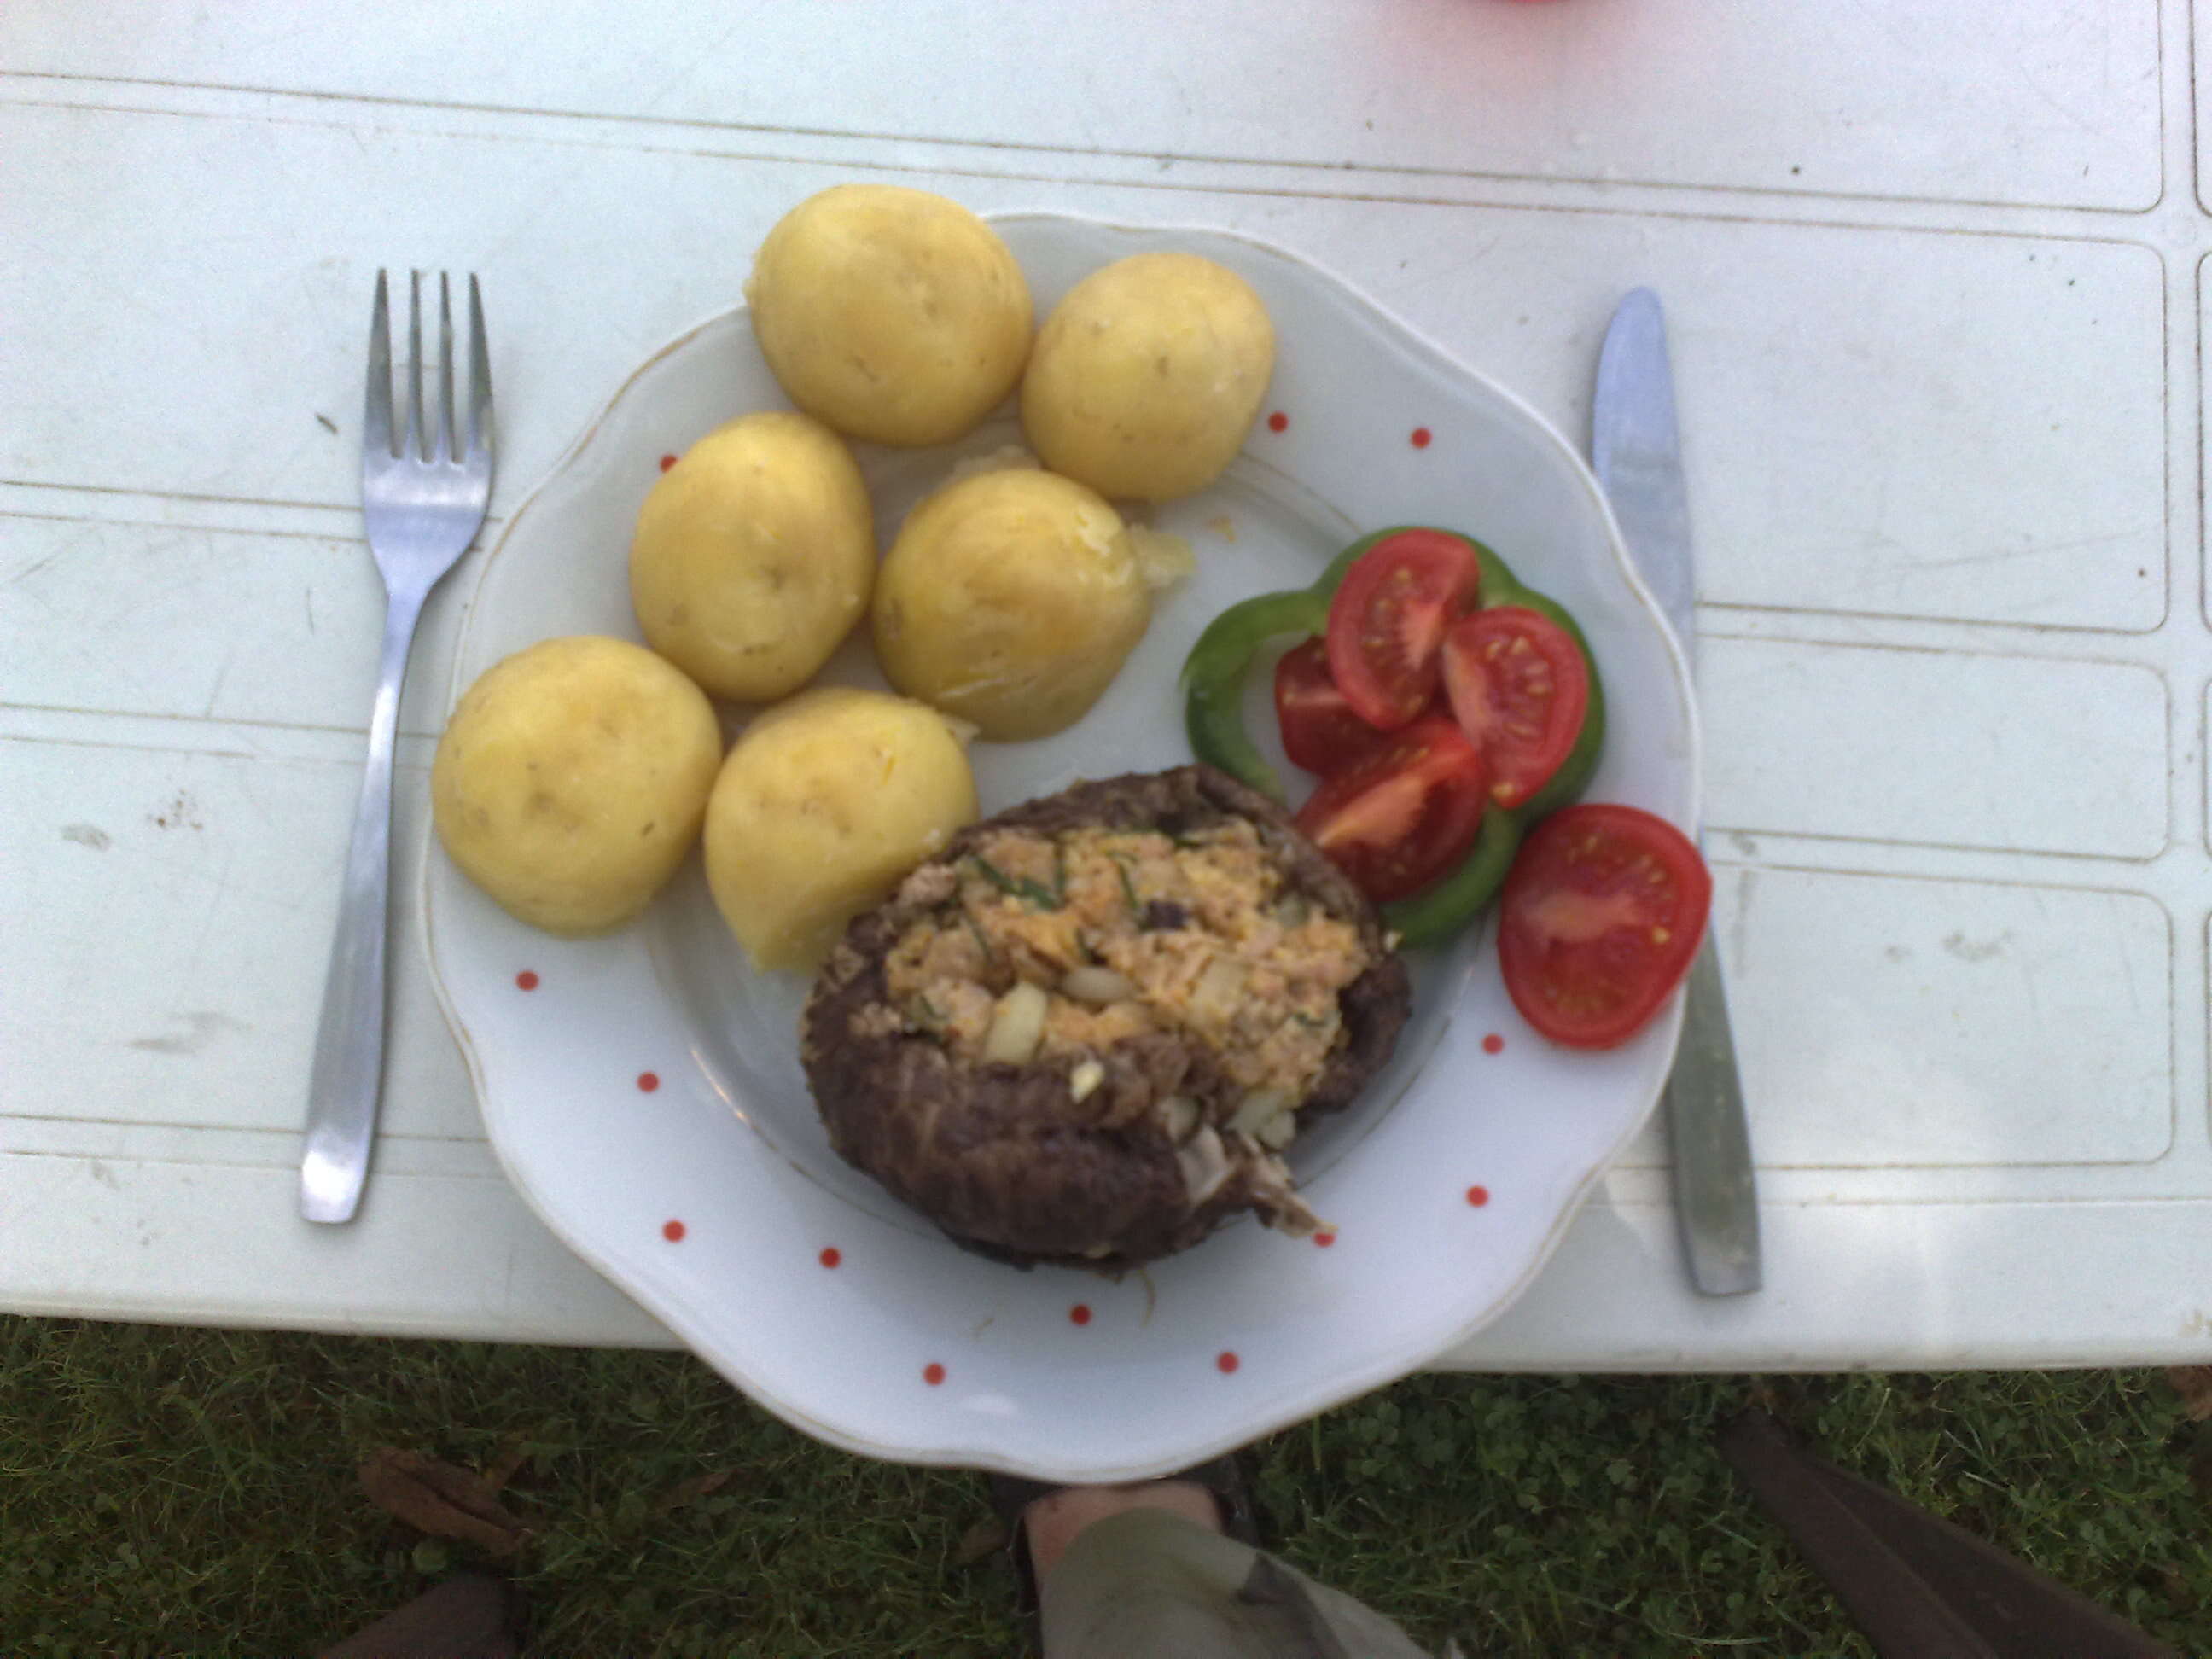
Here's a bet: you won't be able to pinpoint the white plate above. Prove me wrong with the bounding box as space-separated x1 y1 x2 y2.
424 212 1697 1482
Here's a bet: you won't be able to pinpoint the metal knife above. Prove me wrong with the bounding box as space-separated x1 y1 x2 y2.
1591 288 1762 1296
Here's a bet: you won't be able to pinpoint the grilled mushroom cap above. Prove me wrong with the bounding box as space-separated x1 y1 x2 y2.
800 765 1412 1269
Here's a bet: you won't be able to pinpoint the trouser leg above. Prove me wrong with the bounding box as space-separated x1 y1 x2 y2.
1038 1507 1438 1659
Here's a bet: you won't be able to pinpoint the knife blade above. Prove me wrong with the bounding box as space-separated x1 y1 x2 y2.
1591 288 1763 1296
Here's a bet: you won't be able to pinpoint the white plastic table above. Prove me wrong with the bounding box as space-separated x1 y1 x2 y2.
6 1 2209 1372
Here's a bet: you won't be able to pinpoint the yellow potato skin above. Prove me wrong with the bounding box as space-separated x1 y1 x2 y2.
704 687 978 971
629 411 875 705
872 469 1150 742
432 637 724 937
747 185 1033 448
1020 252 1276 504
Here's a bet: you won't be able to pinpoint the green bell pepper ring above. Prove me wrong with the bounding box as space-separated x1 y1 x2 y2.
1176 525 1605 946
1178 530 1388 800
1380 803 1524 947
1179 589 1328 802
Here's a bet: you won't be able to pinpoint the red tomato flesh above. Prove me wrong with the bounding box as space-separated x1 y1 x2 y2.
1441 606 1590 808
1498 803 1710 1050
1324 530 1482 731
1293 716 1489 903
1274 637 1402 777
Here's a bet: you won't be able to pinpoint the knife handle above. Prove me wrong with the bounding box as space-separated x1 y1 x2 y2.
1665 934 1762 1295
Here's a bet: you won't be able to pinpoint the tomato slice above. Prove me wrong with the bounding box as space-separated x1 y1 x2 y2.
1324 529 1482 731
1273 637 1402 777
1441 606 1591 809
1293 717 1489 903
1497 804 1711 1050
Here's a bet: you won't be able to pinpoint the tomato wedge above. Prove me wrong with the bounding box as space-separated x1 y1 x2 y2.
1441 606 1591 809
1273 637 1403 777
1497 804 1711 1050
1293 717 1489 903
1324 529 1482 731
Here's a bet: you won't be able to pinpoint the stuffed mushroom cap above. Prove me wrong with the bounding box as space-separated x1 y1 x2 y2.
800 765 1412 1268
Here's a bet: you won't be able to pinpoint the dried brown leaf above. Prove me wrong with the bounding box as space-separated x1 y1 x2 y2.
2167 1366 2212 1422
655 1468 738 1514
2191 1452 2212 1505
358 1447 532 1557
480 1435 530 1493
2159 1562 2197 1609
954 1516 1010 1566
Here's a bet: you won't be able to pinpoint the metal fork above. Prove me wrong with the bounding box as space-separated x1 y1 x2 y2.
300 270 493 1224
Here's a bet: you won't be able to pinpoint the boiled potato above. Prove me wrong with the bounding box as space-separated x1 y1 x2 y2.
1020 252 1275 503
432 637 723 936
746 185 1032 448
704 687 977 970
630 410 874 704
872 468 1150 742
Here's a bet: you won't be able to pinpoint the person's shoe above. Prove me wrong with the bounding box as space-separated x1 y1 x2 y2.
984 1454 1263 1651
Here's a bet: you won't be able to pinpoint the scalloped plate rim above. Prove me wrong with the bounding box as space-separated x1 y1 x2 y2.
420 209 1701 1481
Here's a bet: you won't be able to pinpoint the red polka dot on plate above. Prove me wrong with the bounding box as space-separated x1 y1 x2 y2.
923 1363 946 1386
818 1247 841 1269
515 970 539 992
1411 427 1433 449
1266 410 1289 433
1465 1185 1491 1208
1216 1351 1241 1374
1313 1231 1337 1249
1069 1304 1092 1326
661 1219 687 1242
637 1071 660 1093
659 452 678 472
1481 1033 1505 1056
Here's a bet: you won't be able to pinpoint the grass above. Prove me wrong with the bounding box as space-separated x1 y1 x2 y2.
3 1316 2207 1655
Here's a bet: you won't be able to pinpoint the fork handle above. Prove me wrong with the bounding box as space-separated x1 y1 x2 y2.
300 586 428 1224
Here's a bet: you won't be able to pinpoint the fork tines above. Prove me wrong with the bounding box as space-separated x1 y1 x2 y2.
364 269 492 466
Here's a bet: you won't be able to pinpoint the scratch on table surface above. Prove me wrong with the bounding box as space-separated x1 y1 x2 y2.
1729 869 1758 971
1162 60 1194 120
204 646 240 718
640 15 748 113
4 548 64 589
235 769 282 838
128 1010 250 1056
1429 228 1505 278
1839 0 1916 55
185 847 240 966
1912 527 2142 573
2011 39 2100 140
2115 905 2141 1013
